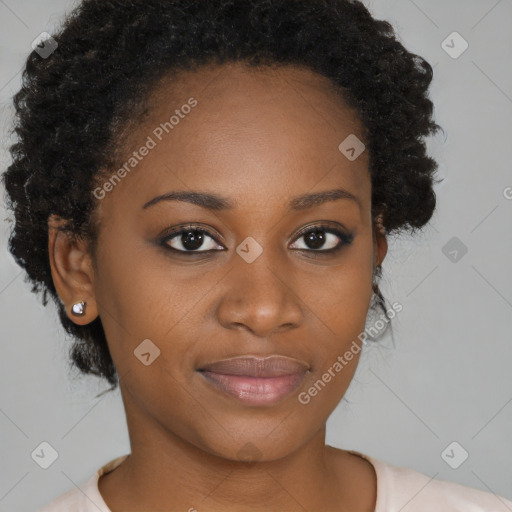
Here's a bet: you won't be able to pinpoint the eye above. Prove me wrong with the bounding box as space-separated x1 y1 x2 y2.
161 224 224 253
159 222 354 256
289 223 354 253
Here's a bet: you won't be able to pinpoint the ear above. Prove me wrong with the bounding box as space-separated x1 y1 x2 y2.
373 212 388 268
48 214 98 325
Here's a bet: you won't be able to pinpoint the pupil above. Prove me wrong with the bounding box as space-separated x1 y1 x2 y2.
305 230 325 250
182 230 204 250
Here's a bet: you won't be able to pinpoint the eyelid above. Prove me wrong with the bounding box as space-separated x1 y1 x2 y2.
291 221 349 240
160 223 222 240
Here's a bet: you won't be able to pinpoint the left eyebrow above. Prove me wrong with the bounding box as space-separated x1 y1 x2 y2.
142 187 361 212
288 187 361 211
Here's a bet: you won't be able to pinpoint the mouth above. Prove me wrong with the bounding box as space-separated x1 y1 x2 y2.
196 355 310 406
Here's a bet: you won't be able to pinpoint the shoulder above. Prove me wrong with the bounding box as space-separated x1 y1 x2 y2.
37 454 129 512
347 450 512 512
38 484 90 512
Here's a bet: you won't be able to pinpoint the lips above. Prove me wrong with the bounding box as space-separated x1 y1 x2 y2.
197 355 310 406
198 355 310 377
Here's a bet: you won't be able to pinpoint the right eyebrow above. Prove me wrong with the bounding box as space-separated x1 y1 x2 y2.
142 191 235 211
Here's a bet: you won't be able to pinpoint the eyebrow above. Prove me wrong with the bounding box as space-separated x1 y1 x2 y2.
142 187 361 211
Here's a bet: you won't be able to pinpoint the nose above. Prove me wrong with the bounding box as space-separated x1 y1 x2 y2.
216 249 304 338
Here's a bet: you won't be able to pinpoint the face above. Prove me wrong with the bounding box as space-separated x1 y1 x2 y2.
51 61 387 462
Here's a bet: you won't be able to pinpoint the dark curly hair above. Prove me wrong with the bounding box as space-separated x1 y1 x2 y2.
2 0 443 392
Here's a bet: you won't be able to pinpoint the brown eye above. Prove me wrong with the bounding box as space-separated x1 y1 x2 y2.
161 225 224 253
290 224 354 253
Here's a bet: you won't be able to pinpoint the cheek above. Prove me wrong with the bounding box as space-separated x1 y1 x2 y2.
92 233 218 383
300 241 374 334
298 240 373 391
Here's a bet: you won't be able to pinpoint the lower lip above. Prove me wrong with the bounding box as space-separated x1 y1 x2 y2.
198 371 307 406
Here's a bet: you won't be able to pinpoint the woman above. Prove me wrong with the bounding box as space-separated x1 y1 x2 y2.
3 0 511 510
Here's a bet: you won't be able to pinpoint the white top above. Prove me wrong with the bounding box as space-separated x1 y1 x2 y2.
38 450 512 511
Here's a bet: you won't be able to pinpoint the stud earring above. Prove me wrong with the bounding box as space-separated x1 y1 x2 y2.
71 300 86 316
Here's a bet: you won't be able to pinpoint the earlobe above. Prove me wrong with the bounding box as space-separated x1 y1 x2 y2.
47 214 98 324
376 233 388 268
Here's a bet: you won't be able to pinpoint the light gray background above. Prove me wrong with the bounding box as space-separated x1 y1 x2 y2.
1 0 511 510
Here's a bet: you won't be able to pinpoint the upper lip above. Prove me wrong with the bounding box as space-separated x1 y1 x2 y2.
197 355 310 377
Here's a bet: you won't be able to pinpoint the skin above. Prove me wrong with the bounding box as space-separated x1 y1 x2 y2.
48 61 387 512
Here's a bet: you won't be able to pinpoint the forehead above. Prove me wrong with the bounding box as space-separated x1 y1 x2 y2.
96 61 370 218
146 61 365 138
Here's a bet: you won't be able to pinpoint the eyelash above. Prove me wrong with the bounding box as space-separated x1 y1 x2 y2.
159 223 354 257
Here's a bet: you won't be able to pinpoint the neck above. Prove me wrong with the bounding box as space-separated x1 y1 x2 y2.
99 385 358 512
